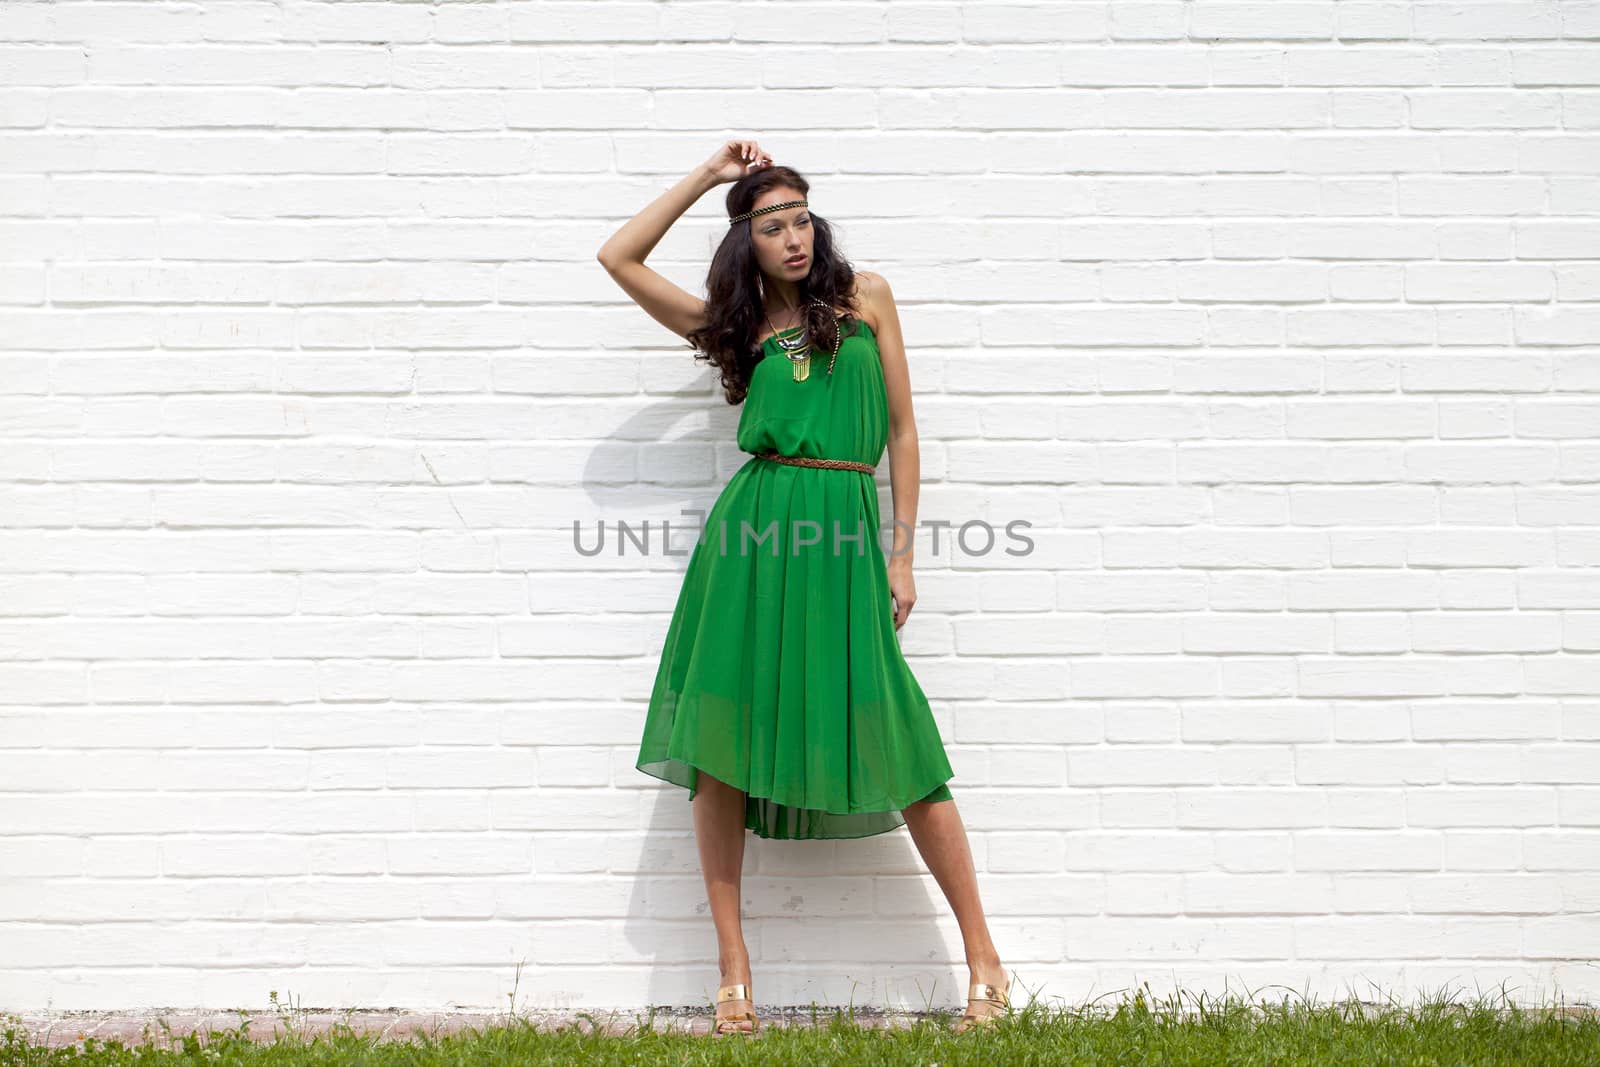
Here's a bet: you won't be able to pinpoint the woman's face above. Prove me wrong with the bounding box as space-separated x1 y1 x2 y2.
750 192 812 284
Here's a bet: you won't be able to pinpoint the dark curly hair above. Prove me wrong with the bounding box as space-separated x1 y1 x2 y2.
686 166 862 405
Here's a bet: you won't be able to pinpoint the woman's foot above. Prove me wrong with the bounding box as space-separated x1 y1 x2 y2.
951 956 1009 1033
712 964 756 1035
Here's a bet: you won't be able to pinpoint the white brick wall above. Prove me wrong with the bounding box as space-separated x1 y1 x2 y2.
3 0 1599 1013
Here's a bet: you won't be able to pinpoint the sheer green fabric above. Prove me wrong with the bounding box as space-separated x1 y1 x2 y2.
637 316 954 839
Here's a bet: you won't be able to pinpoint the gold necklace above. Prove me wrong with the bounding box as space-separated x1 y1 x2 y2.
763 299 841 382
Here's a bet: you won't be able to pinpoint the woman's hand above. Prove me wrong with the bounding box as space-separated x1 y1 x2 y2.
888 558 916 631
701 139 773 185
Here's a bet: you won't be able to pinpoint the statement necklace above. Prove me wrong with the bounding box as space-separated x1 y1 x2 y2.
763 298 843 382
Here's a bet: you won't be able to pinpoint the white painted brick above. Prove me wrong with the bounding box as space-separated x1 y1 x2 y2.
1526 915 1600 957
1183 613 1332 653
1560 790 1600 826
391 47 545 89
1067 832 1214 872
1401 237 1494 288
1072 658 1217 697
1286 46 1440 85
1333 612 1412 653
1421 4 1563 39
1510 46 1600 83
1566 613 1600 652
1409 91 1562 132
1330 530 1408 566
1185 872 1331 912
1564 1 1600 37
1291 485 1438 525
1438 570 1519 609
1523 829 1600 868
282 3 433 43
1065 916 1293 958
1214 830 1294 870
1440 46 1510 85
1298 655 1522 696
1401 174 1543 213
1401 353 1552 392
1209 48 1288 85
1059 47 1210 87
1517 220 1600 258
1331 90 1408 128
1192 5 1338 40
434 4 511 44
0 45 84 83
1221 656 1298 697
1446 744 1534 784
1113 2 1190 41
1296 832 1444 871
2 0 1596 1012
89 44 391 87
1335 3 1413 40
1178 787 1323 828
1405 443 1558 482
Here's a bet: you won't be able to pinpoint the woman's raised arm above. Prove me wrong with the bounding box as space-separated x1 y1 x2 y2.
596 140 772 342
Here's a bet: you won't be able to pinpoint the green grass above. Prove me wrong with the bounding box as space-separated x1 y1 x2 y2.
5 982 1597 1066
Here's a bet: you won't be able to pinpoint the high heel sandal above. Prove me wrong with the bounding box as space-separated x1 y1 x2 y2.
711 981 759 1037
951 972 1011 1034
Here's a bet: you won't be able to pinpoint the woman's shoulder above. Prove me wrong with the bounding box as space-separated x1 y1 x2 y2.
850 270 885 335
748 273 883 347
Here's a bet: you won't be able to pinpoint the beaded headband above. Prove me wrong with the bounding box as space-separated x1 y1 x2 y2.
729 198 808 225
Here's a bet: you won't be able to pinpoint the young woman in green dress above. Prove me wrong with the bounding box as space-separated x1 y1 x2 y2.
597 139 1012 1037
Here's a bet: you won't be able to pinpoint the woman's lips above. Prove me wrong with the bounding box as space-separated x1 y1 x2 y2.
785 255 806 266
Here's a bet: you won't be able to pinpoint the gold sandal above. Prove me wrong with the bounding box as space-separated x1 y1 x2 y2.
952 973 1011 1033
711 981 759 1037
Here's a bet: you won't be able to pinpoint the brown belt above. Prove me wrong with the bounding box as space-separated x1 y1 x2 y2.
753 449 875 475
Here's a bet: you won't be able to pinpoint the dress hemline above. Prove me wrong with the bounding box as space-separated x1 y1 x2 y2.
636 752 954 841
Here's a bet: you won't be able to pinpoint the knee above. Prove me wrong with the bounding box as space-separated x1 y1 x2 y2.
695 769 746 798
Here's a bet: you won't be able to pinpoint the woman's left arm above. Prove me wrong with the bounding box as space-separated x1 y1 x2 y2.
862 270 920 631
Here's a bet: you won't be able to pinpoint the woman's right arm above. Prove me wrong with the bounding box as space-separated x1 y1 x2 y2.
596 141 771 342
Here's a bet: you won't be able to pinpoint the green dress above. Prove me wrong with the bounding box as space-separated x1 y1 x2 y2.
636 314 955 840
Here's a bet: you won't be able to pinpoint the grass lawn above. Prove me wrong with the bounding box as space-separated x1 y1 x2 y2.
5 983 1597 1065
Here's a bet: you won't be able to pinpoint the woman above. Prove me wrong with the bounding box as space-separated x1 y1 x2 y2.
597 139 1011 1038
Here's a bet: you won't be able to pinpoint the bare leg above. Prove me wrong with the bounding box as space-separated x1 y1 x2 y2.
901 795 1008 1029
693 769 754 1032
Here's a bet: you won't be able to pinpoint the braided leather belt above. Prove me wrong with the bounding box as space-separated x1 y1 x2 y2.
753 449 875 475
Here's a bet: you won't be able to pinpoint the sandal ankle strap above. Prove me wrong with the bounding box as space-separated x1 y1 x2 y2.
968 980 1008 1004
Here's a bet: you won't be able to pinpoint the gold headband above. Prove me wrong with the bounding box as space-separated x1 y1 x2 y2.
729 199 808 225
